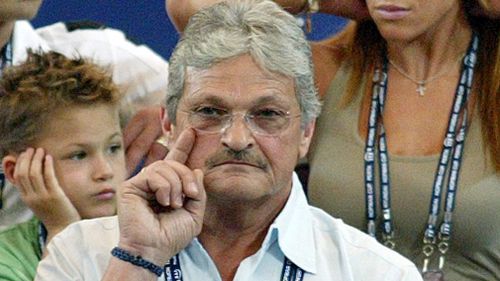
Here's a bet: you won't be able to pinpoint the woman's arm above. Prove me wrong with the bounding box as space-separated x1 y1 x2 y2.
166 0 369 32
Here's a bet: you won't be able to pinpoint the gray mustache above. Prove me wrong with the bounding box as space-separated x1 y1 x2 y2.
205 148 268 170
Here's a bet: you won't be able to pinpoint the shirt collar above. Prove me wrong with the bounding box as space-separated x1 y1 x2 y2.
188 172 318 275
269 172 317 274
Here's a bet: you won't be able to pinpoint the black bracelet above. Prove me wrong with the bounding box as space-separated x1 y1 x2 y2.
111 247 163 277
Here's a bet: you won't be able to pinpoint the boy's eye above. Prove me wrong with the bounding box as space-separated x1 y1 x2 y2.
69 151 86 160
108 144 122 154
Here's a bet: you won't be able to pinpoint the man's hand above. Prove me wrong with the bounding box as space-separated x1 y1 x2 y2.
116 128 205 265
13 148 81 243
123 106 169 175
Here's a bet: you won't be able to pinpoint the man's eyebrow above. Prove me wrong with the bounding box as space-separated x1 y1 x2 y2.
187 95 227 106
251 94 294 107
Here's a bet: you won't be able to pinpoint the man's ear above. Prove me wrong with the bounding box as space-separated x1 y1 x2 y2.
298 120 316 159
159 107 176 148
159 107 172 134
2 155 17 185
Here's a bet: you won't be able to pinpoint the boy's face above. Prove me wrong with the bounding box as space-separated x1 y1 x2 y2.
33 104 126 219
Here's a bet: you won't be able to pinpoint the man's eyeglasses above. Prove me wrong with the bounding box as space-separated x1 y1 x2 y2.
180 107 301 136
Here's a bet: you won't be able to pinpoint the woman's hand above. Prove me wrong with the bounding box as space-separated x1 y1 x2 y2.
319 0 370 21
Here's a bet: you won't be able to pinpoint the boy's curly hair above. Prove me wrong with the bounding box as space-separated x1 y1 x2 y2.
0 49 121 157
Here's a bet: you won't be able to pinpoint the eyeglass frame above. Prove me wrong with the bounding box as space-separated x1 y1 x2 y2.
178 107 302 136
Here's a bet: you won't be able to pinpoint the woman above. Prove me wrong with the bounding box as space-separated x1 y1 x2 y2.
308 0 499 280
167 0 499 279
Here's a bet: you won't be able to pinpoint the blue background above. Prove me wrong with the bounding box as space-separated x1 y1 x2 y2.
31 0 348 60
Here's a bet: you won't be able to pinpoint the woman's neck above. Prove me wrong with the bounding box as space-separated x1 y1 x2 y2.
386 9 472 82
0 21 15 51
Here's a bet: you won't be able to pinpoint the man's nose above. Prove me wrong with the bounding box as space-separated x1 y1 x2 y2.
220 114 255 152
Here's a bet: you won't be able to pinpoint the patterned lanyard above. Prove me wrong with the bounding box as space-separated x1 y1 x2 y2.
0 38 12 210
0 38 13 76
163 255 304 281
363 32 479 273
38 222 48 254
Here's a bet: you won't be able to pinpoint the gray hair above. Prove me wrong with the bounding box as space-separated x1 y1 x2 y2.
166 0 321 127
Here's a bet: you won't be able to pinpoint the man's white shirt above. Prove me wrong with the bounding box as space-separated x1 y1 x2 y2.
36 173 423 281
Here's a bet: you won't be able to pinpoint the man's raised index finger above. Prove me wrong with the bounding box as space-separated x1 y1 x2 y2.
164 128 196 164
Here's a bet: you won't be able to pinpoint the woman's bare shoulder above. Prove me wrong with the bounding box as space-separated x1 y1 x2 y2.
311 39 349 98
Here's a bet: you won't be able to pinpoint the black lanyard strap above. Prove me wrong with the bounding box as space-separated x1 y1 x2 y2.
38 222 48 253
0 38 13 76
0 38 12 210
363 32 479 273
163 255 304 281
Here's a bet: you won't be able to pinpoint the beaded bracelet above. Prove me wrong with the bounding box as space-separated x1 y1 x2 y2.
111 247 163 277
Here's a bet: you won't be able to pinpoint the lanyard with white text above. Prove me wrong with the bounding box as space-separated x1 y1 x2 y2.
364 32 479 271
0 170 4 210
163 255 304 281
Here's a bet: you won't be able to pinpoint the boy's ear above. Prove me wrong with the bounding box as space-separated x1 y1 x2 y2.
2 155 17 185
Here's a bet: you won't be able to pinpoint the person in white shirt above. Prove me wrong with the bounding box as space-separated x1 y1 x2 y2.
36 1 423 280
0 0 169 231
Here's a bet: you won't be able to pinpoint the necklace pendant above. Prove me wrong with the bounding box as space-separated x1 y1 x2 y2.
422 270 445 281
417 83 426 96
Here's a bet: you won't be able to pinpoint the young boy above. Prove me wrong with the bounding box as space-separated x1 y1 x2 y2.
0 50 127 281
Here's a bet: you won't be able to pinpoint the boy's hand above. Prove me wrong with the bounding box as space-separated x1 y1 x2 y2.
14 148 81 243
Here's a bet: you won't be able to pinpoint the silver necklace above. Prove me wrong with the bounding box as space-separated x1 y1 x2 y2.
388 55 463 96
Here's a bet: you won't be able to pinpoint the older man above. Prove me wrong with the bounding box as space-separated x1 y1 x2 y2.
35 1 422 280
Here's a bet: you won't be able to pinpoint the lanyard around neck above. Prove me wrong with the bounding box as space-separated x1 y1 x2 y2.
0 38 13 210
363 32 479 271
38 222 48 254
163 255 304 281
0 38 13 76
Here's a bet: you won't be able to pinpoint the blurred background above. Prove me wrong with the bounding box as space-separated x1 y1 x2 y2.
31 0 348 60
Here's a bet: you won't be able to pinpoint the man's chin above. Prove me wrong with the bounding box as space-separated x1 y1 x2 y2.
206 170 265 184
204 172 273 200
204 162 267 178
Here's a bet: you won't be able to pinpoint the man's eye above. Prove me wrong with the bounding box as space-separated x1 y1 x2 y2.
194 107 227 117
253 108 286 119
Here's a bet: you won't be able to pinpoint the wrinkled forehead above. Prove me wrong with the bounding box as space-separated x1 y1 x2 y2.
181 55 297 109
